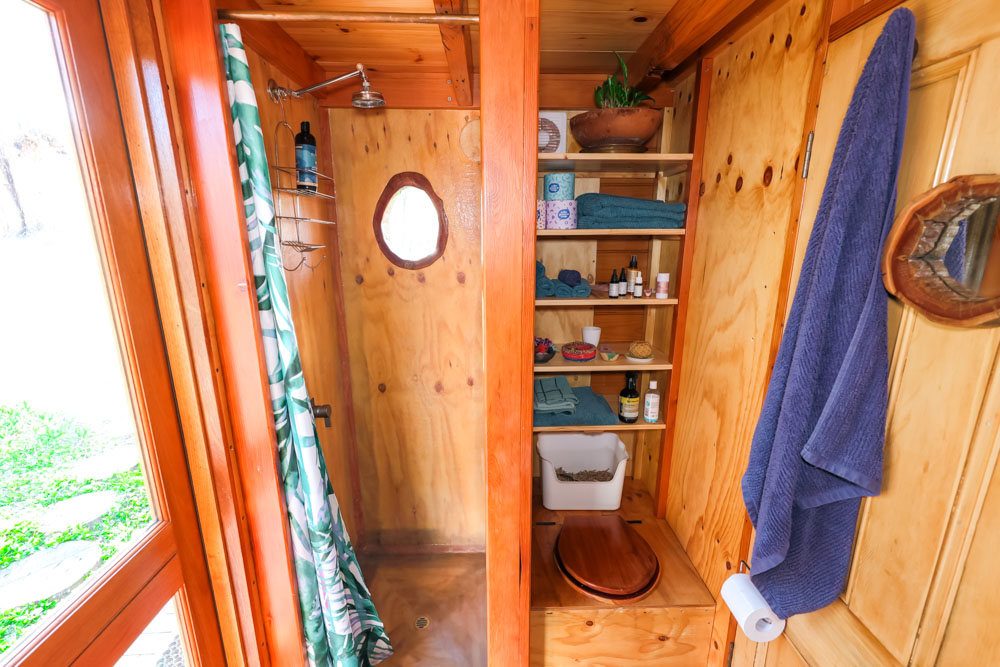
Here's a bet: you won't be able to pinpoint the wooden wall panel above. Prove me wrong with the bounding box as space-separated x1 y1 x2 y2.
244 45 362 539
666 0 823 600
734 2 1000 665
328 108 485 548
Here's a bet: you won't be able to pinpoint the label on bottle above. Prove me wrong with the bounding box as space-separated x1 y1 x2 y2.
644 394 660 423
619 396 640 420
609 282 618 298
296 144 317 189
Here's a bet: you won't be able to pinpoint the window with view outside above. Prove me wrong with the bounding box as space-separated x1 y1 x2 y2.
0 1 169 658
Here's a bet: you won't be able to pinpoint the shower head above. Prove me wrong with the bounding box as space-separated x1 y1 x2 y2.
352 80 386 108
267 63 386 109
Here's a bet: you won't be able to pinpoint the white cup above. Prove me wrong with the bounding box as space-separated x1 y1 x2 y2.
582 326 601 347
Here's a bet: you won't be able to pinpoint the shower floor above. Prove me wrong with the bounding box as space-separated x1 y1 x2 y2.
360 552 486 667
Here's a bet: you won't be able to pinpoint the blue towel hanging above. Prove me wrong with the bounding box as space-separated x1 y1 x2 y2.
741 8 916 619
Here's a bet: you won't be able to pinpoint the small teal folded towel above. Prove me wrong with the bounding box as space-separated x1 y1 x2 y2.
577 215 684 230
536 260 546 278
533 387 618 427
577 193 686 216
552 279 590 298
534 376 579 414
536 276 555 297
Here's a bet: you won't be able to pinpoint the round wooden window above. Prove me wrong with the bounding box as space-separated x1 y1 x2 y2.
373 172 448 270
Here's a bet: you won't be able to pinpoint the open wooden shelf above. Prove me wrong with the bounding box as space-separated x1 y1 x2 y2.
531 477 714 611
533 395 665 433
538 152 693 176
537 227 685 238
534 343 671 373
536 294 677 307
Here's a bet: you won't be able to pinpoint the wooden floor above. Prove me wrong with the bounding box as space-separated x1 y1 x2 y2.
360 552 486 667
530 478 715 665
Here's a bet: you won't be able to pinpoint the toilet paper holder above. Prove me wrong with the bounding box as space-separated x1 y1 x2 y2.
739 559 751 574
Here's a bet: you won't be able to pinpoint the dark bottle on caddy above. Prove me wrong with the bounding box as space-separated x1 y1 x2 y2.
295 121 317 192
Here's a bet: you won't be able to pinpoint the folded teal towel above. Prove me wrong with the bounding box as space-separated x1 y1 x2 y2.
552 279 591 298
536 276 555 297
577 192 686 216
536 260 546 278
534 376 579 413
577 215 684 230
553 280 573 298
533 387 618 427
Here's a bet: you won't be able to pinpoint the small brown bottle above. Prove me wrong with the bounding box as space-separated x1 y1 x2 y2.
619 371 640 423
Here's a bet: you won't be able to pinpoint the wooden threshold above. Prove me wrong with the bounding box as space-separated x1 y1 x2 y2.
537 227 685 238
538 152 693 176
535 343 672 373
537 295 678 307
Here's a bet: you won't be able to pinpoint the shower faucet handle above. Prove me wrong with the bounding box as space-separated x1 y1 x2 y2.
310 398 332 428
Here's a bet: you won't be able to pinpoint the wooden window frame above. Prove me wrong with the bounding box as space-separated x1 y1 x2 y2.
3 0 225 664
372 171 450 270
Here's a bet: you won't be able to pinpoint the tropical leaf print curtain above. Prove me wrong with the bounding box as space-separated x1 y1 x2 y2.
219 24 392 667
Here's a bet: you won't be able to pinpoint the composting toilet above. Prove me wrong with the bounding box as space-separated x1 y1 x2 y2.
555 515 659 601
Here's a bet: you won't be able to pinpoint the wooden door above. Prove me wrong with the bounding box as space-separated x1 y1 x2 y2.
1 0 224 664
736 1 1000 664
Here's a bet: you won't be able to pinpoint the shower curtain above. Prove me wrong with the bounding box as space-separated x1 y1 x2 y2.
220 24 392 666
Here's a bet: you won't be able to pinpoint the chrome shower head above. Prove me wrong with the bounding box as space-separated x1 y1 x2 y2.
267 63 386 109
352 81 386 108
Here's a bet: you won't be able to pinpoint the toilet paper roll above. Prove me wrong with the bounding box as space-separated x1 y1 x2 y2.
720 573 785 642
544 172 575 201
537 200 547 229
545 199 577 229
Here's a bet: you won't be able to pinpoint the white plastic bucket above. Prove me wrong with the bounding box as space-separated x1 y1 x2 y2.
536 432 629 510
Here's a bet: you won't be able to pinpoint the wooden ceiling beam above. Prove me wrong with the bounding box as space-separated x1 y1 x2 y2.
217 0 326 88
626 0 759 89
434 0 475 106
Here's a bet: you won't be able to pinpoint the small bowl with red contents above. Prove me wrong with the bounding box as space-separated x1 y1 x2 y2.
560 341 597 362
534 337 556 364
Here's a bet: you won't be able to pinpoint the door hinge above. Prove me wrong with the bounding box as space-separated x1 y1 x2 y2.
726 640 736 667
802 130 815 178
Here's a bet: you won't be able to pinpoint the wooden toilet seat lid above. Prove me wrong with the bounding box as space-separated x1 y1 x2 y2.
555 515 658 596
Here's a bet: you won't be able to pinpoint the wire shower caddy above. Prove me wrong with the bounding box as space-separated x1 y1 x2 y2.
270 97 336 271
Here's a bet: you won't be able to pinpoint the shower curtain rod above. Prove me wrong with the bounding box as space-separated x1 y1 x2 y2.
216 9 480 25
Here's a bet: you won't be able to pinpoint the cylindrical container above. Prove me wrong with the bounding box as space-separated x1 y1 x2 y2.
720 573 785 642
543 172 575 201
656 272 671 299
644 380 660 423
545 199 577 229
537 200 547 229
582 326 601 347
633 273 643 298
295 121 317 191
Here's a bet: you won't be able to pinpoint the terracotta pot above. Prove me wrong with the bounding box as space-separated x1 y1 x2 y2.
570 107 663 153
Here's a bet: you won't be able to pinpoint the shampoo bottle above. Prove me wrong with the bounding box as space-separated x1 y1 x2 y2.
644 380 660 423
295 121 317 191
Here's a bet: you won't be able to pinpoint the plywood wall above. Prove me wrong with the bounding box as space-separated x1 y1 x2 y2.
666 0 824 596
244 45 361 538
662 0 826 662
735 1 1000 664
328 108 485 549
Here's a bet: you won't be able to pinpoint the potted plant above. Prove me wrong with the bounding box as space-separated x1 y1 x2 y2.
570 54 663 153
